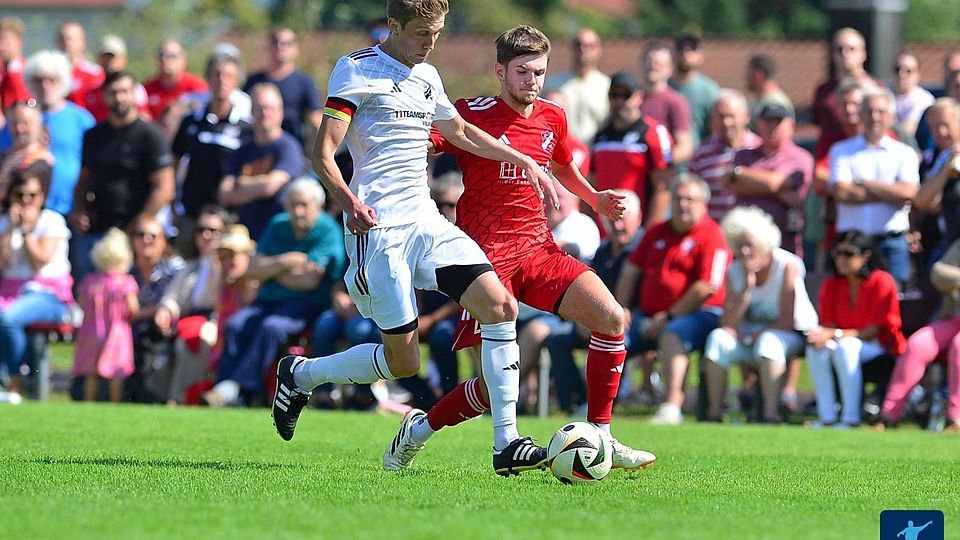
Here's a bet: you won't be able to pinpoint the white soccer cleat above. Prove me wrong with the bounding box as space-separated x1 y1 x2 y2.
609 438 656 470
383 408 427 471
649 403 684 425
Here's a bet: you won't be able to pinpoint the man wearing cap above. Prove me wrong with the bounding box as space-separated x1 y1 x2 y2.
144 40 209 121
828 86 919 289
745 53 793 132
726 102 813 257
640 42 693 166
591 71 672 228
544 28 610 144
670 32 719 149
82 34 151 122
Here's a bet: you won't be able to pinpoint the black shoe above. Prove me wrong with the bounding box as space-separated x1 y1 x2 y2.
272 355 311 441
492 436 548 477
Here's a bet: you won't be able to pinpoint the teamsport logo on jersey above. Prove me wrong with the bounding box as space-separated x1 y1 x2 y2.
540 131 556 153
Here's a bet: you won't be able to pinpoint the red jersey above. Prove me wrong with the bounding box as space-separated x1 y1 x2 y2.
628 217 729 315
67 60 104 107
430 96 574 274
83 80 152 122
144 72 208 119
816 270 905 355
0 57 31 110
590 115 670 212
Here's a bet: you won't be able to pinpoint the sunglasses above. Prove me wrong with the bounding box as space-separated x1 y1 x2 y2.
609 91 633 100
11 190 40 201
831 248 861 258
196 225 223 236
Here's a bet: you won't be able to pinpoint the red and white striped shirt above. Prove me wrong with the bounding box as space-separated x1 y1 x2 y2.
688 132 761 221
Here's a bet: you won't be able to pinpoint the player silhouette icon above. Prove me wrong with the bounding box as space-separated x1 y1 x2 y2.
898 520 934 540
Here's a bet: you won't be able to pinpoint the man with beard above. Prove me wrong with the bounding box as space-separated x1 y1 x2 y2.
70 70 174 281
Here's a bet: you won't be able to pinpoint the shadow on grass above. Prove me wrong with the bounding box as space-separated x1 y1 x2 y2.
27 456 288 471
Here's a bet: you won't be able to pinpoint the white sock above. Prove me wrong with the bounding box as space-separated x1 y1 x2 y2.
293 343 394 390
592 422 612 437
212 379 240 403
480 321 521 451
410 414 435 445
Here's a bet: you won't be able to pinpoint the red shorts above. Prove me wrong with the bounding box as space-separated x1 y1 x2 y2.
452 244 591 350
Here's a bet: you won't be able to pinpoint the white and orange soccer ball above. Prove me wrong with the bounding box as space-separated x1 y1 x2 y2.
546 422 612 484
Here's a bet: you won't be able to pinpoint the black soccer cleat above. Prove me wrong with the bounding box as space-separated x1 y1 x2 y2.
272 355 311 441
492 436 548 477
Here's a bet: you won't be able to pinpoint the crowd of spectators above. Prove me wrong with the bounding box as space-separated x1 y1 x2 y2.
0 18 957 433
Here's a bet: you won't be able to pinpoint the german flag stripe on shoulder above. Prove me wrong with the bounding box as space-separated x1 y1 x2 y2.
324 97 357 123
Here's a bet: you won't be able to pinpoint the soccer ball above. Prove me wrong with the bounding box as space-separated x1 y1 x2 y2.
546 422 612 484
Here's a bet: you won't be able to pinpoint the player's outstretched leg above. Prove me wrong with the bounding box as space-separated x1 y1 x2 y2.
383 408 427 470
272 355 312 441
383 377 488 470
273 343 397 441
560 272 658 471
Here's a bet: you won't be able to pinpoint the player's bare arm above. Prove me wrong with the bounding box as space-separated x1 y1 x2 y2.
311 115 378 234
552 159 625 222
434 114 559 208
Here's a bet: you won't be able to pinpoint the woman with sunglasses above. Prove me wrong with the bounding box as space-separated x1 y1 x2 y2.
125 215 184 402
806 230 905 427
0 164 73 403
154 205 228 404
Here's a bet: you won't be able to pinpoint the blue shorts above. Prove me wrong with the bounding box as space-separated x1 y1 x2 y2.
627 309 720 355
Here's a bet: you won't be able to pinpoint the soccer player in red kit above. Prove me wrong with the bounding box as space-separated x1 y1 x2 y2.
386 25 656 473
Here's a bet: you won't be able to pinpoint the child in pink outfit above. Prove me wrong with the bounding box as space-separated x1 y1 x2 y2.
72 229 140 402
881 240 960 431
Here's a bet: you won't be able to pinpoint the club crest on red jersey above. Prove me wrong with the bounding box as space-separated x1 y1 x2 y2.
541 131 556 153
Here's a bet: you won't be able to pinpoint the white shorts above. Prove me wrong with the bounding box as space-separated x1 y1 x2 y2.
344 212 491 332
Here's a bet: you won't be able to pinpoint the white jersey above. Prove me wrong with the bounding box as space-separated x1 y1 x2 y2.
325 45 458 227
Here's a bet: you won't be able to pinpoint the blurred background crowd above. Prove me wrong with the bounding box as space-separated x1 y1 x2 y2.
0 1 959 433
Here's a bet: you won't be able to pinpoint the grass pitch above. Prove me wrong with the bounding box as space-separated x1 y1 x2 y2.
2 403 958 540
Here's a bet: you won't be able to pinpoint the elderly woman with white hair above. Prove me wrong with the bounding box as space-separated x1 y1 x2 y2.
23 49 95 216
204 177 345 406
702 206 817 422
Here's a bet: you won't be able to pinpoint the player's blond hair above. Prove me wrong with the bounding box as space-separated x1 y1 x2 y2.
90 228 134 273
387 0 448 28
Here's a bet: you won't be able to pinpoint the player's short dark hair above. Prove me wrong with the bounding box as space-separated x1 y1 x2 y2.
749 53 776 78
387 0 449 28
103 70 136 88
495 25 551 66
642 41 672 62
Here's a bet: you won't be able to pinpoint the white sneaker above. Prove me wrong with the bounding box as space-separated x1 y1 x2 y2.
0 391 23 405
610 438 656 470
650 403 683 425
383 408 427 471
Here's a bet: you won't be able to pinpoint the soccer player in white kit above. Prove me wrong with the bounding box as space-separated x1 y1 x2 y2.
271 0 559 476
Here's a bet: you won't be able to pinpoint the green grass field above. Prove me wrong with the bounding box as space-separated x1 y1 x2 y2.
2 403 958 540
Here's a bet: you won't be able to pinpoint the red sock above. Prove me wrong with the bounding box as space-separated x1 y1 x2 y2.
426 377 489 431
586 332 626 425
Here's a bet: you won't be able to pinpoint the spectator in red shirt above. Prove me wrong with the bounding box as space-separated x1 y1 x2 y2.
56 21 104 108
615 173 730 424
639 42 693 165
0 17 31 111
806 230 905 427
82 35 151 123
144 40 208 121
591 71 672 227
